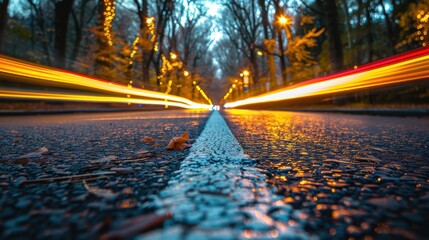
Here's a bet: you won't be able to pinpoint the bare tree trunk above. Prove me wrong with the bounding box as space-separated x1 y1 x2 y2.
365 0 373 61
28 0 52 65
70 0 96 63
340 0 352 49
378 0 396 54
277 31 287 84
319 0 344 72
94 0 112 78
272 0 287 85
54 0 74 68
134 0 150 84
0 0 10 52
249 47 260 91
258 0 277 90
71 9 82 63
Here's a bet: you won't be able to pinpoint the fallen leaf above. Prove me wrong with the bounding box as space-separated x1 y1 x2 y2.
100 212 172 240
83 181 117 200
19 147 49 159
166 137 190 150
122 188 133 194
182 131 189 141
141 136 154 143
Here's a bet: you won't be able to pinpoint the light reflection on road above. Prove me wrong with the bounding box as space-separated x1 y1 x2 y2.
224 109 429 239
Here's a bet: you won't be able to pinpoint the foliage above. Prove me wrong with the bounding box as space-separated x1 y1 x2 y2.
397 0 429 50
286 28 324 66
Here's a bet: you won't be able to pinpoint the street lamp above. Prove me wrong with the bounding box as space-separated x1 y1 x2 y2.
278 16 289 25
170 52 177 60
278 15 292 40
241 70 250 93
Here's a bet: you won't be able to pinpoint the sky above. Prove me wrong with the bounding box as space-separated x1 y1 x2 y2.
203 1 224 48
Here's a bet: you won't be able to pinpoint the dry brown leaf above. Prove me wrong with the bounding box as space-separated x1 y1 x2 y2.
166 137 188 150
141 136 154 143
83 181 117 200
182 131 189 141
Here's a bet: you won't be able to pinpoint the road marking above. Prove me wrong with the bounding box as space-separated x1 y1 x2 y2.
142 111 311 239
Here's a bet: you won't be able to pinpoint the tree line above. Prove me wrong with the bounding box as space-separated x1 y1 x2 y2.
216 0 428 101
0 0 428 103
0 0 216 102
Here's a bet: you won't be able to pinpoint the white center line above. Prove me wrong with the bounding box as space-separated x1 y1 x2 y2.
141 111 312 239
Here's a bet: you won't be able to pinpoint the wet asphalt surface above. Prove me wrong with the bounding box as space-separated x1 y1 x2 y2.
0 109 428 239
223 110 429 240
0 110 210 239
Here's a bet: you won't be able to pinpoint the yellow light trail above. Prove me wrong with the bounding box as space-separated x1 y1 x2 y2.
224 47 429 108
0 55 212 108
0 89 209 109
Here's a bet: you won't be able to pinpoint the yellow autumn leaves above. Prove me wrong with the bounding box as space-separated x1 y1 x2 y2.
141 131 191 151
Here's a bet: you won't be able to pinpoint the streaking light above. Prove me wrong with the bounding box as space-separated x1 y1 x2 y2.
224 47 429 108
0 89 210 109
0 55 211 108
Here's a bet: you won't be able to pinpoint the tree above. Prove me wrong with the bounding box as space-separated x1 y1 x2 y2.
54 0 74 68
70 0 97 64
273 0 287 84
172 0 214 99
317 0 344 72
27 0 54 65
397 0 429 50
258 0 277 90
222 0 263 90
0 0 10 52
94 0 116 79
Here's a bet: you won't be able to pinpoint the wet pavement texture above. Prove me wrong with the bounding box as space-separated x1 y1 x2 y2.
141 111 310 239
0 110 209 239
223 110 429 240
1 109 428 239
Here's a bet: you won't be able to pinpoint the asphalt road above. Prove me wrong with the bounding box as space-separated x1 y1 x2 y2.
1 109 428 239
0 110 210 239
223 109 429 239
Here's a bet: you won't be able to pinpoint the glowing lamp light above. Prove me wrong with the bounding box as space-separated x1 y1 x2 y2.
146 17 154 24
170 53 177 60
278 16 289 25
184 70 189 77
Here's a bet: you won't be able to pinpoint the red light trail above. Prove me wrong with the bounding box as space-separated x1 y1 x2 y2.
224 47 429 108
